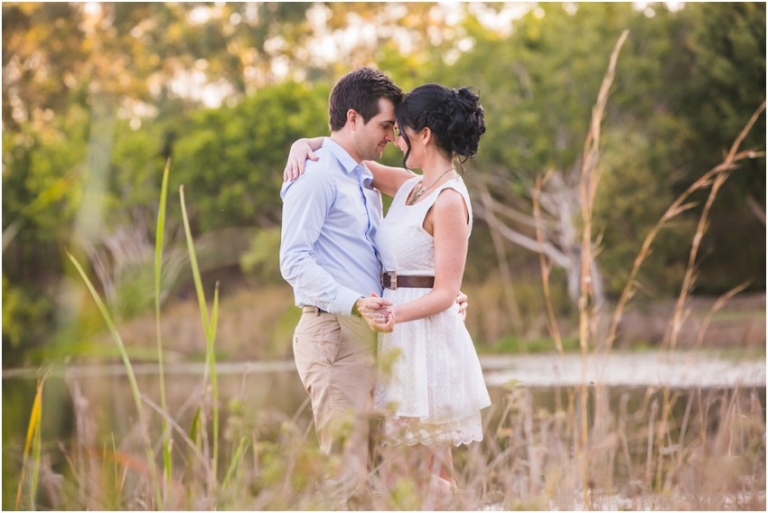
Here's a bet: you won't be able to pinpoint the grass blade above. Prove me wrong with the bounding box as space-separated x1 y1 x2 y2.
209 281 220 486
187 407 202 508
66 251 162 508
155 158 173 497
16 374 45 510
179 185 220 494
178 185 210 334
222 436 249 490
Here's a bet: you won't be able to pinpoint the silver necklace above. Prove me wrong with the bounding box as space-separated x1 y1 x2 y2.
407 167 456 206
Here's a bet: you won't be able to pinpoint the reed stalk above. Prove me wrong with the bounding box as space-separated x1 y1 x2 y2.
533 171 564 356
644 102 763 495
66 250 162 507
690 281 752 357
668 173 728 353
603 101 766 354
529 30 629 505
655 162 731 492
573 29 629 506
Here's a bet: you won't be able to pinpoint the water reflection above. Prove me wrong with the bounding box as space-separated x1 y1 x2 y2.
3 353 765 447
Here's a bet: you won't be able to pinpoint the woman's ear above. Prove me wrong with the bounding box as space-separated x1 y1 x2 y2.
421 127 432 145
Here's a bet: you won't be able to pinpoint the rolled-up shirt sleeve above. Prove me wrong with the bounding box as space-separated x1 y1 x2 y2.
279 166 364 316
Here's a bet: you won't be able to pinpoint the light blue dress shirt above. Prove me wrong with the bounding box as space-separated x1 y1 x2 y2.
280 138 384 315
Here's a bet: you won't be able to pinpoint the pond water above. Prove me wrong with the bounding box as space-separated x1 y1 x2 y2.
479 350 766 388
3 350 764 443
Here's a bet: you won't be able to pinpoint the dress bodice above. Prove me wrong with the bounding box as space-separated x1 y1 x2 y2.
375 175 473 275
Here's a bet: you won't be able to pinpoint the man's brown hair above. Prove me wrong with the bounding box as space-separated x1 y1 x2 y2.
328 67 403 132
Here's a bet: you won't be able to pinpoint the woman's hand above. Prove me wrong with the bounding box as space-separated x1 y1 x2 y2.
362 292 464 331
363 310 395 333
358 294 396 333
284 138 320 182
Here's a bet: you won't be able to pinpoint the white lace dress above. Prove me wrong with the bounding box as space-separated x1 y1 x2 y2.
373 175 491 447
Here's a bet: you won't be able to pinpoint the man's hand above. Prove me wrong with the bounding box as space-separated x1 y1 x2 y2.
284 139 319 182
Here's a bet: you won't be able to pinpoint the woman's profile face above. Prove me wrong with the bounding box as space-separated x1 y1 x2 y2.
394 125 406 152
395 124 422 168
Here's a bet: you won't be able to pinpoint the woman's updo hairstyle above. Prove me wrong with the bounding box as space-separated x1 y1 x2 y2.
395 84 486 168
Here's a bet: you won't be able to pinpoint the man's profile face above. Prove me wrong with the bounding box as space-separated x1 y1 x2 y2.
352 98 396 161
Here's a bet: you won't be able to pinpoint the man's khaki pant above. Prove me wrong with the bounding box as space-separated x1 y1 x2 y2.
292 310 376 477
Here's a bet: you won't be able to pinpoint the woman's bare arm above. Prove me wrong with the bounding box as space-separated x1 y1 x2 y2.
363 189 468 332
363 160 415 198
284 137 414 198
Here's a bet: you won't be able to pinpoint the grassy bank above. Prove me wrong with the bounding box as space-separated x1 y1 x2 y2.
99 280 764 363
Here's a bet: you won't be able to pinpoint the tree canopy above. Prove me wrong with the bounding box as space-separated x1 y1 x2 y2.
3 2 765 364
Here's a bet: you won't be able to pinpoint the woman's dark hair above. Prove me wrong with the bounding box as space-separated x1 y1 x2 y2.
395 84 486 168
328 67 403 131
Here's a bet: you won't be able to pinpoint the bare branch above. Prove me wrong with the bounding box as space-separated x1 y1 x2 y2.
476 193 556 230
533 175 564 356
746 194 766 225
477 184 523 334
475 196 570 268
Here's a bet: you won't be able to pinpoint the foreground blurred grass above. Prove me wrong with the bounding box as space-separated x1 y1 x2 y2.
6 370 765 509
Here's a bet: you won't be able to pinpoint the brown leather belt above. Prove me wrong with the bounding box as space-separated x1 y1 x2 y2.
381 271 435 290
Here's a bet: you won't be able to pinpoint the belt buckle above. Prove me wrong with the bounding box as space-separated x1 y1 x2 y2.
382 270 397 290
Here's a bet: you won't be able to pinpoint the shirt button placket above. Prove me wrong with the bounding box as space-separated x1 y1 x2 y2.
357 165 379 259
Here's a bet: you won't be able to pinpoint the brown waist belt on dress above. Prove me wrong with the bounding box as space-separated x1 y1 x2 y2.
381 271 435 290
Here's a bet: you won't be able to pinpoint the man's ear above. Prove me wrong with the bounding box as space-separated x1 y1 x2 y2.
346 109 359 128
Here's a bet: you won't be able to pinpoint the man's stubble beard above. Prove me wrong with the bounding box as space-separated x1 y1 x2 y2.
360 144 385 162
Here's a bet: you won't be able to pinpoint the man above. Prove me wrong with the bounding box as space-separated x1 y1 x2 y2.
279 68 402 484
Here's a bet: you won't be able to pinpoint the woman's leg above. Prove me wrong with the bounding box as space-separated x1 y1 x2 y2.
422 444 454 485
421 444 457 509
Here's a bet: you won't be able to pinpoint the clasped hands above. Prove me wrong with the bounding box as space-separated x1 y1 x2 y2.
357 294 395 333
356 292 469 333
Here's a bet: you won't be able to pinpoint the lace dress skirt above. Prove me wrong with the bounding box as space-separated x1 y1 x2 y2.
373 286 491 447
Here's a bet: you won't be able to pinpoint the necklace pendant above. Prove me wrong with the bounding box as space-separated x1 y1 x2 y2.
408 183 424 206
408 167 454 206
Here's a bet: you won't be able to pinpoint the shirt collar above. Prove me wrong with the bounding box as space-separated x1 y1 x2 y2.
324 137 367 177
359 162 374 188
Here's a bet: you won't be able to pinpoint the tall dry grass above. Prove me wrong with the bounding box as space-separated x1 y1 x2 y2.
14 369 764 510
526 28 766 511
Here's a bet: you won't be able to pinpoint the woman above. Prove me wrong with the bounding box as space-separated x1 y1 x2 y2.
288 84 491 500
